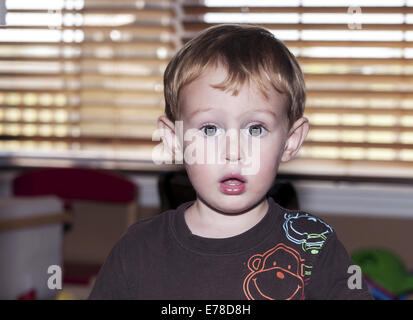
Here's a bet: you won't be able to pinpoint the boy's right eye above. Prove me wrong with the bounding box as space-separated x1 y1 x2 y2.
201 124 219 137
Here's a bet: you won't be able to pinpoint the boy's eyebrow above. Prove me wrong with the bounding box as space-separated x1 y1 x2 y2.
187 107 279 119
247 108 278 118
187 107 215 118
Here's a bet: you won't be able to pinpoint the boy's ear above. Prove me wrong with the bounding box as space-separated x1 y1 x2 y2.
281 117 309 162
157 115 182 157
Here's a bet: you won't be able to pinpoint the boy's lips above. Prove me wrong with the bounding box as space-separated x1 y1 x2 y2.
219 173 247 184
219 173 247 195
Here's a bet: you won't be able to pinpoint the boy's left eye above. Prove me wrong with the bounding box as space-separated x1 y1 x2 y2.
248 124 266 137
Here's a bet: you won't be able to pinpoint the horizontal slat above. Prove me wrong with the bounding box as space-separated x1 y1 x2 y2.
0 104 163 111
182 6 413 14
8 5 174 13
296 154 413 164
87 25 173 32
0 89 79 93
183 22 413 31
308 124 413 131
79 106 163 114
80 89 163 96
0 103 150 110
72 26 175 33
81 42 176 49
307 91 413 99
0 85 163 95
81 9 173 15
0 67 165 78
0 26 62 30
0 42 173 53
83 0 174 11
281 158 413 176
0 42 68 45
81 58 168 66
298 57 413 65
0 57 170 63
181 37 413 49
0 135 159 144
0 106 76 110
56 39 176 45
305 74 413 82
0 73 80 78
79 100 164 108
285 41 413 49
6 10 60 13
5 9 163 14
303 140 413 150
0 118 159 125
78 88 163 94
305 107 413 115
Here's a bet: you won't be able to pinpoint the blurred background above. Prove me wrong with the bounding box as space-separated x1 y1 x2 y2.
0 0 413 300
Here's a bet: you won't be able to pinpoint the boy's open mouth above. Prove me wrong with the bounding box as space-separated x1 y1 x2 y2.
220 173 247 184
222 179 243 186
219 173 247 195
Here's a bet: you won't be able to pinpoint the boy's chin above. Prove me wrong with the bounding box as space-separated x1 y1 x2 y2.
201 195 264 215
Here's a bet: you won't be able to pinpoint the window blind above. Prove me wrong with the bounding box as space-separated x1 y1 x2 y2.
0 0 180 166
1 0 413 177
181 0 413 177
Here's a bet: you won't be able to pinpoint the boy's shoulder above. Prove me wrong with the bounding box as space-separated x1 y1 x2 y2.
116 199 195 244
115 206 181 251
127 207 176 236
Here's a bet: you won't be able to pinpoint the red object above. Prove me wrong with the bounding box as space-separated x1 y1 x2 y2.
63 263 102 285
17 289 36 300
13 168 137 209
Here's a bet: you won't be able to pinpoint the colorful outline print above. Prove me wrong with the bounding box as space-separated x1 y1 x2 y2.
283 213 333 254
243 243 306 300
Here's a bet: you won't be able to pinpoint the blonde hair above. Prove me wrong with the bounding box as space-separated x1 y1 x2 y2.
163 24 306 128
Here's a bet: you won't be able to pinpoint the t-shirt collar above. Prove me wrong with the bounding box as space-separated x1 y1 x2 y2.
170 196 283 255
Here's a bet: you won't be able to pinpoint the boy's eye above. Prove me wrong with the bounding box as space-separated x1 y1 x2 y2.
201 124 219 137
248 124 265 137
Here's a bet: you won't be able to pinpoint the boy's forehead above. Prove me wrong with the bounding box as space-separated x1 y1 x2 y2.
179 65 288 119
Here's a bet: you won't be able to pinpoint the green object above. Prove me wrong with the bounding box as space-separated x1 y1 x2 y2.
351 248 413 297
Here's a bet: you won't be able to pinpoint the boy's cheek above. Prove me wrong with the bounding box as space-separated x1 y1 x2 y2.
185 164 219 190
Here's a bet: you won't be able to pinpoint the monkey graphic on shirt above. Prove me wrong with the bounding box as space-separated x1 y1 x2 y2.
243 243 308 300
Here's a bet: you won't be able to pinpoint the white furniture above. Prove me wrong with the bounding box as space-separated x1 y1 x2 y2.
0 196 67 300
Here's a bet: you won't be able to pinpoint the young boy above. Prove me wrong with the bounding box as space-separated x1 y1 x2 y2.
89 24 372 300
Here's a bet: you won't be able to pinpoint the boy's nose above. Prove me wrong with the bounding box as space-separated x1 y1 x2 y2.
225 129 241 162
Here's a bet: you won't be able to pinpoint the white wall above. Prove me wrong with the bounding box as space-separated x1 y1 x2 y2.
293 180 413 219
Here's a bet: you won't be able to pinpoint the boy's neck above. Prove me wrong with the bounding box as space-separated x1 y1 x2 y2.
184 197 269 239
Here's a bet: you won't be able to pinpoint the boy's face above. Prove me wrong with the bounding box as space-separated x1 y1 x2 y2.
160 64 308 214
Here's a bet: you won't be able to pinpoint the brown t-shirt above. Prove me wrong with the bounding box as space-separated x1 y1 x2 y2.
88 197 373 300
